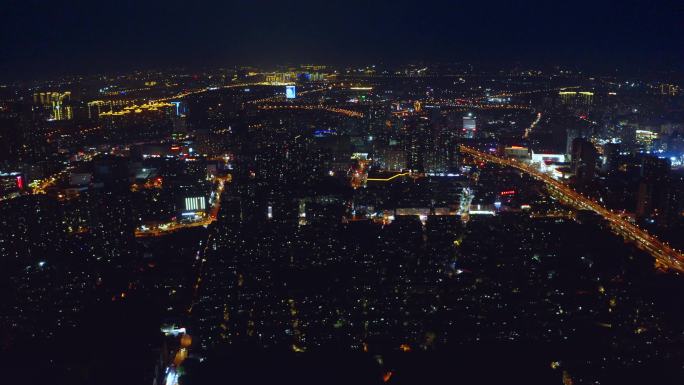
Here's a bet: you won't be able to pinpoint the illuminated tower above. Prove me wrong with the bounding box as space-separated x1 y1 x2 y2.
462 113 476 139
558 91 593 106
33 91 72 120
404 117 428 173
558 91 576 105
578 91 594 105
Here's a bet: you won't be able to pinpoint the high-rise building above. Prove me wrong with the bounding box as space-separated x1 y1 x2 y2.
640 156 670 179
0 171 24 200
462 113 476 139
34 91 72 121
559 91 594 106
578 91 594 105
635 129 659 152
404 117 430 172
566 128 582 156
636 156 676 224
571 138 598 183
601 143 620 173
0 103 23 164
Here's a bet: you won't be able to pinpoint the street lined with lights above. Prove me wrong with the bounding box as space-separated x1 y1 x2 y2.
460 145 684 273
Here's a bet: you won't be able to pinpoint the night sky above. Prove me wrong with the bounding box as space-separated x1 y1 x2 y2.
2 0 683 79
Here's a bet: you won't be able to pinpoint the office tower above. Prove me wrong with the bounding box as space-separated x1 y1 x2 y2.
578 91 594 105
571 138 598 183
558 91 594 106
33 91 73 121
601 143 620 173
462 113 476 139
635 156 680 226
635 129 659 152
635 156 667 219
566 128 581 156
404 117 429 173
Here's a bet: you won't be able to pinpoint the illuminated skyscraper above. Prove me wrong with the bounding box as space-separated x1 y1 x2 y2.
578 91 594 105
462 113 476 139
33 91 73 120
558 91 594 106
635 129 658 152
405 117 428 172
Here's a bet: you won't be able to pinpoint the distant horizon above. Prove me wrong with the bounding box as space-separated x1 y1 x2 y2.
2 59 683 84
2 0 682 81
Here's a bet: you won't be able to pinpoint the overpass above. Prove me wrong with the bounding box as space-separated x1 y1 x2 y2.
460 145 684 273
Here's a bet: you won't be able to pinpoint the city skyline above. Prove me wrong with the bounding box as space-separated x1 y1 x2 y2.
2 2 684 385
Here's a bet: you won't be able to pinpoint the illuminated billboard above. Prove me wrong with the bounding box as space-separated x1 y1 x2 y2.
285 85 296 99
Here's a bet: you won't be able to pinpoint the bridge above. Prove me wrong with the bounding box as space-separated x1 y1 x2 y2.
257 104 364 118
153 83 327 104
152 82 264 102
459 145 684 273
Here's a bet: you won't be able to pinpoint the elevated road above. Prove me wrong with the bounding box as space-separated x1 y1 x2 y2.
460 145 684 273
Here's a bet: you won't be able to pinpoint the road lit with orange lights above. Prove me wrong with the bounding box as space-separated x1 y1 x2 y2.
460 145 684 273
135 175 230 238
30 152 98 195
524 112 542 139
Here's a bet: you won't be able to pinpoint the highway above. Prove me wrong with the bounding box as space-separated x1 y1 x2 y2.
460 145 684 273
524 112 542 139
